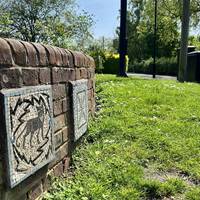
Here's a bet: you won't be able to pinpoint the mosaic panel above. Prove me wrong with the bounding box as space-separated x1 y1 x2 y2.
1 85 55 188
71 80 88 141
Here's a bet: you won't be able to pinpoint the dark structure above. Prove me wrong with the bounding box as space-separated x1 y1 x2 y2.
153 0 157 78
186 51 200 82
119 0 128 77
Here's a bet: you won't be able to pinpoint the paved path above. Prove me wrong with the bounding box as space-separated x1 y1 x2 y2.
127 73 177 80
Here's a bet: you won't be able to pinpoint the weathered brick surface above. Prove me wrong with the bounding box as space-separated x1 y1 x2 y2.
21 41 38 67
0 68 22 89
63 157 70 173
49 141 70 170
53 99 63 116
42 172 52 192
62 98 69 113
52 84 67 100
88 79 94 90
52 67 68 83
27 182 43 200
54 113 67 132
22 68 39 86
6 38 27 66
0 37 95 200
62 127 70 143
75 68 81 80
31 43 47 66
42 44 57 66
54 130 64 149
52 46 63 66
80 68 87 79
39 68 51 84
0 38 13 67
57 48 70 67
53 162 63 177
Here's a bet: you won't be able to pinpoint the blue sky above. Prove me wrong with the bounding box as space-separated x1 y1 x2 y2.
77 0 120 38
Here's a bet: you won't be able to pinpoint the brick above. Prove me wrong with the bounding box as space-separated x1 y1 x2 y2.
80 68 87 79
54 113 67 132
27 182 43 200
53 99 63 116
0 68 22 89
0 38 13 67
52 97 69 117
52 68 76 83
88 79 94 89
84 55 95 68
67 68 75 81
62 98 70 113
87 68 95 79
4 166 47 200
75 68 81 80
53 162 63 177
39 68 51 84
63 157 70 173
52 84 67 100
57 48 70 67
65 49 74 68
52 68 59 83
71 51 87 68
6 38 27 66
22 68 39 86
32 43 48 66
21 41 38 66
52 47 63 66
88 89 93 100
54 130 63 149
88 100 92 111
42 44 56 66
52 67 68 83
62 127 70 143
49 142 70 169
42 173 52 192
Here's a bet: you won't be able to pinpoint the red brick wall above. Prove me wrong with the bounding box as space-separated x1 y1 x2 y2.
0 38 95 200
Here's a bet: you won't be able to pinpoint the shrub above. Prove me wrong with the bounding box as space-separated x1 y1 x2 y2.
102 53 129 74
128 57 178 76
89 49 105 73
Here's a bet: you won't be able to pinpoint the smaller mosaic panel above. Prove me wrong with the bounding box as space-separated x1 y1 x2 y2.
71 79 88 141
1 85 55 188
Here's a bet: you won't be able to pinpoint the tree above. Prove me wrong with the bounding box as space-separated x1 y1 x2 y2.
0 0 94 49
125 0 199 65
178 0 191 82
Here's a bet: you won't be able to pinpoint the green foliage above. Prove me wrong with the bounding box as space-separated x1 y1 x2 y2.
185 188 200 200
126 0 180 63
141 178 186 199
125 0 200 65
0 0 94 49
189 35 200 50
129 57 178 76
44 75 200 199
102 54 129 74
87 37 117 73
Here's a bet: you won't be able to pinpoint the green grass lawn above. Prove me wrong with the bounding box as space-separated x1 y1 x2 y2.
44 75 200 200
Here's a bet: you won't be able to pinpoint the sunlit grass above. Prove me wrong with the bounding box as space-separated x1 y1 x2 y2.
44 75 200 200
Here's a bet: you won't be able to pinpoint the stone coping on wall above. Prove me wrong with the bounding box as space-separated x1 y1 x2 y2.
0 38 95 68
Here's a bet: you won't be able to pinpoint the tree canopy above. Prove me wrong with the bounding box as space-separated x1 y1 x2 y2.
0 0 94 49
126 0 200 63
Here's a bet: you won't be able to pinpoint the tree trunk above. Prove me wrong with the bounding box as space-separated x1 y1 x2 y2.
178 0 190 82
